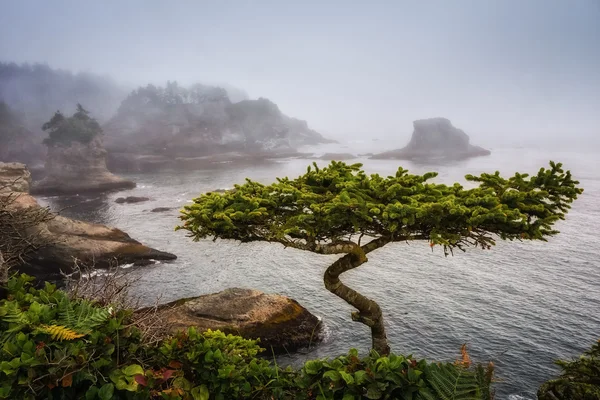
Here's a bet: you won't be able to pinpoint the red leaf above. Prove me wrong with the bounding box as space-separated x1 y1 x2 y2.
134 374 148 386
168 360 183 369
162 369 176 380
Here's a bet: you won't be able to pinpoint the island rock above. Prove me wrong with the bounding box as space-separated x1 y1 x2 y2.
31 135 135 195
371 118 490 161
149 288 322 353
103 83 333 171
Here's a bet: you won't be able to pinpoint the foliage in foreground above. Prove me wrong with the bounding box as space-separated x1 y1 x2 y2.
0 274 494 399
42 103 102 146
538 340 600 400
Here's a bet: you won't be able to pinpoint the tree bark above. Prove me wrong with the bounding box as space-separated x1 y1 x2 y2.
323 237 391 355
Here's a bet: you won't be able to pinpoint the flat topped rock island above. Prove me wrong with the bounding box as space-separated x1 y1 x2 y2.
371 117 491 162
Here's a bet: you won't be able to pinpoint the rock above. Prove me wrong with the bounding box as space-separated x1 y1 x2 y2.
103 83 334 166
371 118 491 161
0 162 31 193
318 153 356 161
31 136 136 195
115 196 150 204
1 163 175 281
150 207 174 213
149 288 322 353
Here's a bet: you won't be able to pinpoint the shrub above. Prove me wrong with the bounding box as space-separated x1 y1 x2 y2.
538 340 600 399
0 274 494 399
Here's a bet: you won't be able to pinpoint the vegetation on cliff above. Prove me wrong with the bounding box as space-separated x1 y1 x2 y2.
0 273 494 399
179 161 582 355
42 104 102 147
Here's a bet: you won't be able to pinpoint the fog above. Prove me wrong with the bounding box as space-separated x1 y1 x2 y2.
1 0 599 145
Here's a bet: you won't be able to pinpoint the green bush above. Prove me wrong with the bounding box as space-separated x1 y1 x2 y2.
42 104 102 146
538 340 600 399
0 274 494 399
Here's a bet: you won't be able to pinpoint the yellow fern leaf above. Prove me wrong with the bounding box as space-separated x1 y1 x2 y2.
39 324 86 341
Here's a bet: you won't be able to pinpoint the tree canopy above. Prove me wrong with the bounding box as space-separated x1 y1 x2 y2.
42 104 102 146
178 161 583 354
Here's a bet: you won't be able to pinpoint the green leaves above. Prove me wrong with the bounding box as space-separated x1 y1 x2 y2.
295 348 492 400
179 160 582 256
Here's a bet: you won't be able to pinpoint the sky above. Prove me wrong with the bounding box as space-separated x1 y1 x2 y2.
1 0 599 144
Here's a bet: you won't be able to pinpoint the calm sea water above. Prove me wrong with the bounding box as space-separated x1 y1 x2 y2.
38 143 600 399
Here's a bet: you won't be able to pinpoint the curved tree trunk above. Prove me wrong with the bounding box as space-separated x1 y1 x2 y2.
323 237 391 355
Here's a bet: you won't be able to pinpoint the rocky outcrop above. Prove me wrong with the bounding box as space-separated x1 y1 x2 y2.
149 288 322 353
115 196 150 204
150 207 174 213
1 163 175 281
371 118 490 161
103 83 333 170
31 136 135 195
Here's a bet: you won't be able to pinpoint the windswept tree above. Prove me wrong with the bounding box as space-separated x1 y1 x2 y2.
178 161 582 354
42 104 102 146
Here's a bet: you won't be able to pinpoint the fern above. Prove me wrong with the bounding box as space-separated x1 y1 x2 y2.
38 325 86 341
57 297 110 333
422 363 488 400
0 302 31 343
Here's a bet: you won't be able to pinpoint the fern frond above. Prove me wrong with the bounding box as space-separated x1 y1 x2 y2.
426 363 486 400
38 325 86 341
57 298 109 331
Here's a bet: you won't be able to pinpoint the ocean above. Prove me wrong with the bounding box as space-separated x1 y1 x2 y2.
37 142 600 399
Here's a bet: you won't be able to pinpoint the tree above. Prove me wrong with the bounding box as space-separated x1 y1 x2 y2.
42 104 102 146
178 161 583 355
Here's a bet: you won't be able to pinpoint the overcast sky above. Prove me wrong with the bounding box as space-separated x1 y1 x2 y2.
1 0 599 142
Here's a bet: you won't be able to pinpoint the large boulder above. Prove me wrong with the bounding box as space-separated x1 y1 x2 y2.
1 163 175 281
150 288 322 353
371 118 490 161
31 136 135 195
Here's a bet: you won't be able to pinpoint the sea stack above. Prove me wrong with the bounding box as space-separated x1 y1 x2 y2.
371 118 490 162
31 105 135 195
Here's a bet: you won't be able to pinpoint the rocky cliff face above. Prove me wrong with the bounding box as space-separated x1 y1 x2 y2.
371 118 490 161
103 83 332 165
1 162 176 281
32 135 135 195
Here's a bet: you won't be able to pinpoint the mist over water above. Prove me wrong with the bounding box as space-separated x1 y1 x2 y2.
38 142 600 399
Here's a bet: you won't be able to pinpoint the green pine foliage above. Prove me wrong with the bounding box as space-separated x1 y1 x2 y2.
178 160 582 250
0 273 494 399
538 340 600 399
42 103 102 146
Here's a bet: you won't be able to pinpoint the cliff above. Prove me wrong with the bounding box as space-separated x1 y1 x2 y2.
371 118 490 161
32 106 135 195
1 162 176 281
103 83 332 169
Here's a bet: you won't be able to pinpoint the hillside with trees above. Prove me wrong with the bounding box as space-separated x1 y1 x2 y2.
103 81 332 159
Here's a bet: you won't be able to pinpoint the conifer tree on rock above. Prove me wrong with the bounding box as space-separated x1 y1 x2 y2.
178 161 583 355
